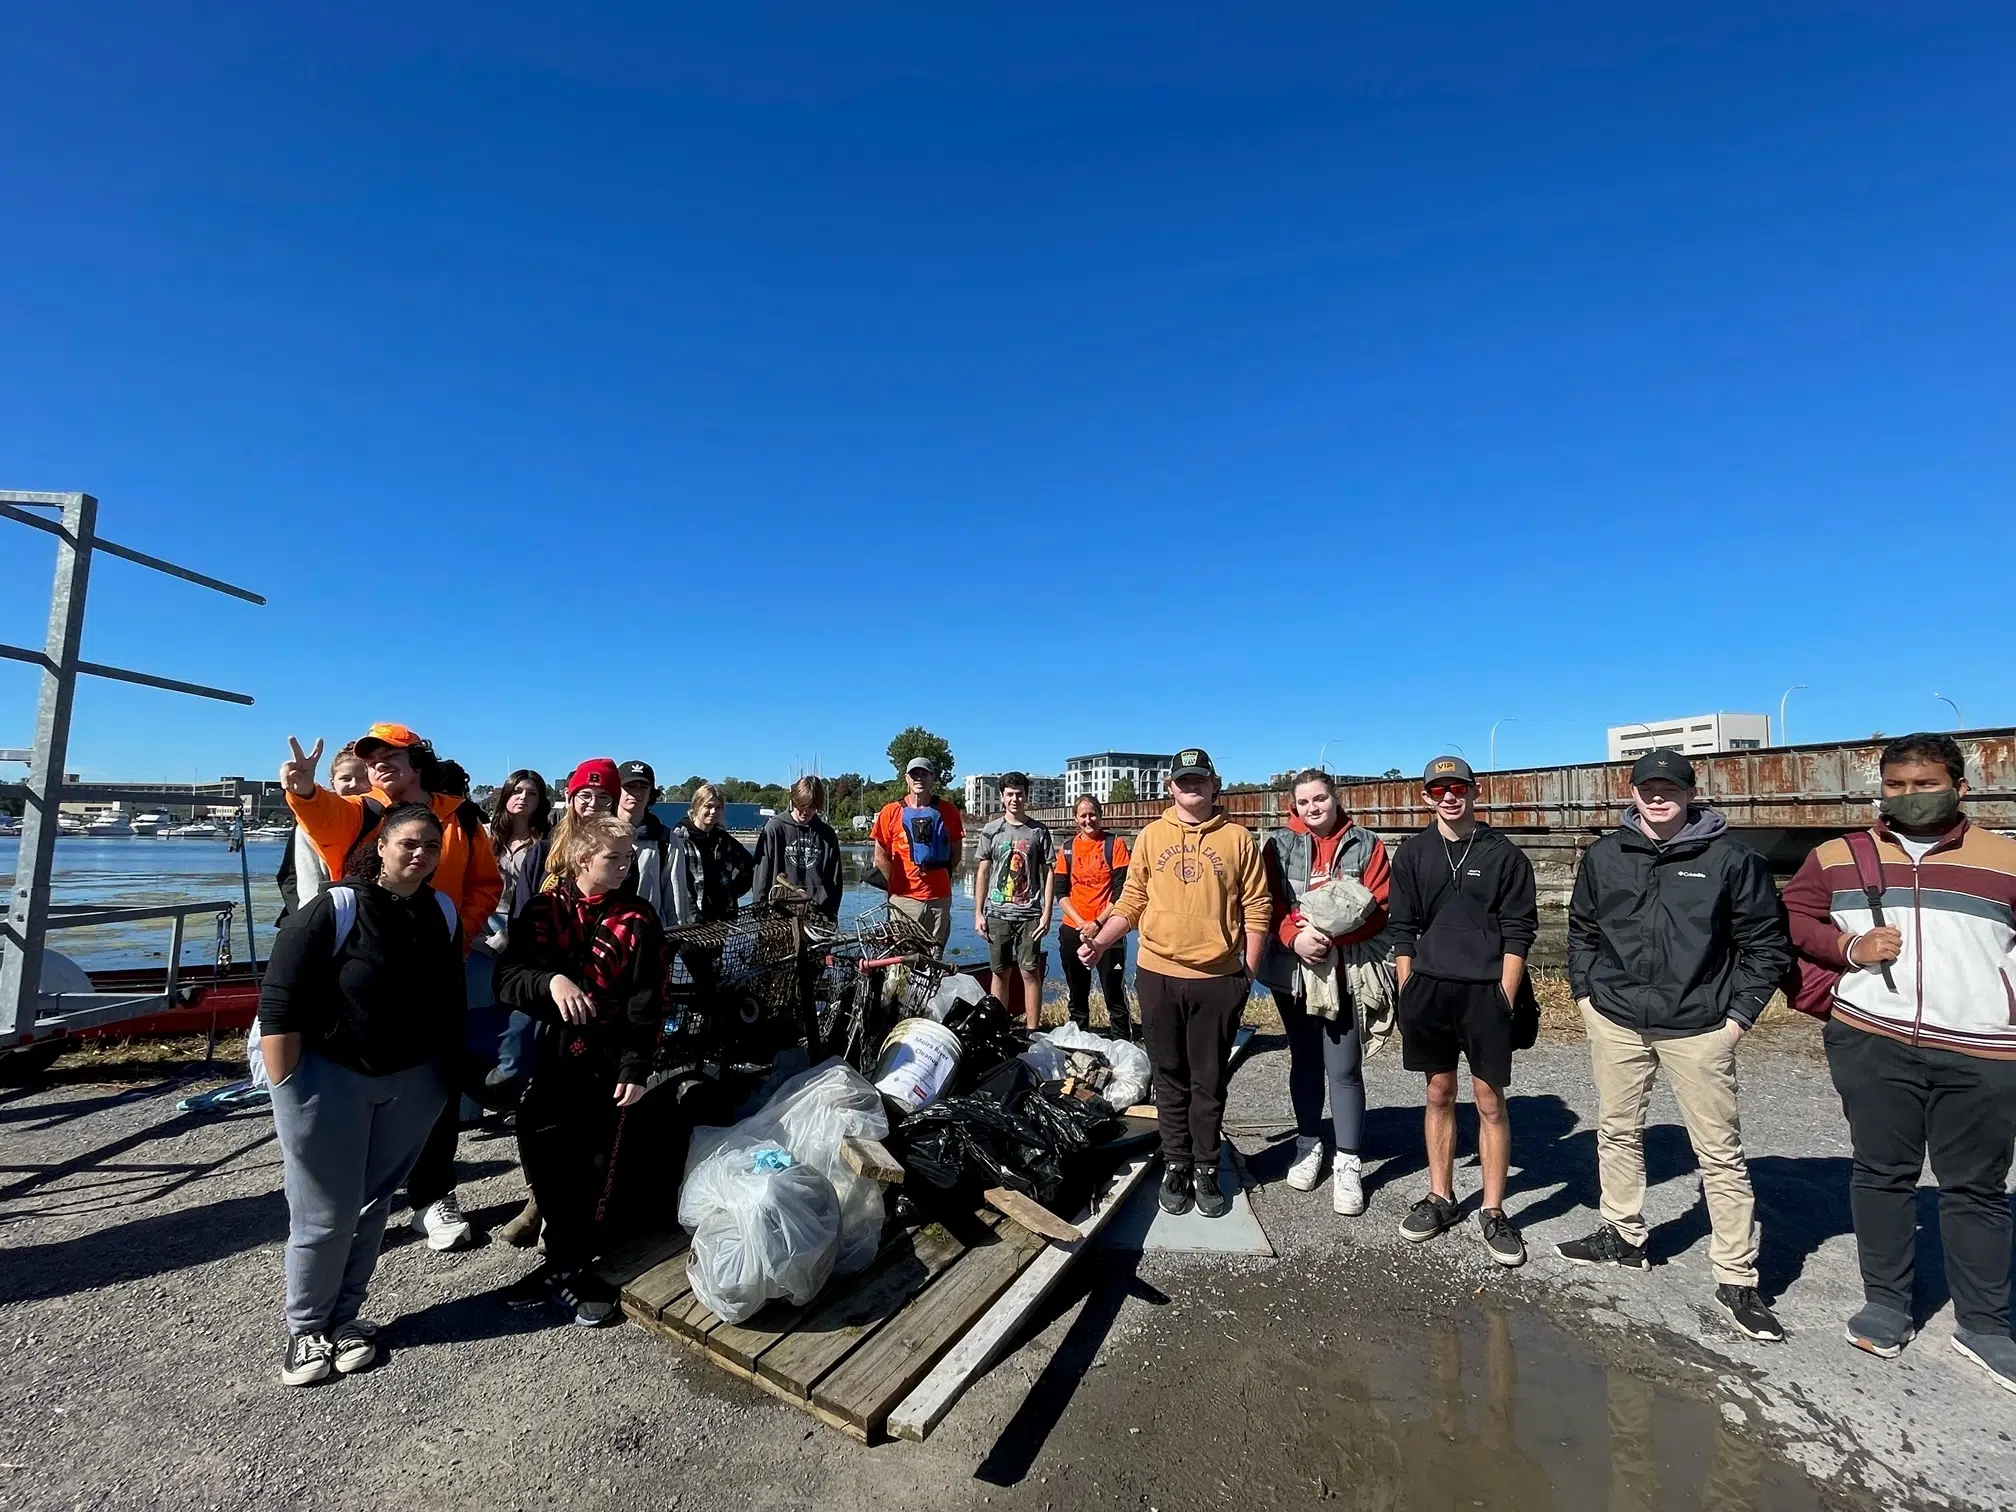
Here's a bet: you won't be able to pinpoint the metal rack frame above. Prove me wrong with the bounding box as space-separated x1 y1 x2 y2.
0 491 265 1052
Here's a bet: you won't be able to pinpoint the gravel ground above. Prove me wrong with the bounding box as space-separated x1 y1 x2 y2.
1 1026 2011 1511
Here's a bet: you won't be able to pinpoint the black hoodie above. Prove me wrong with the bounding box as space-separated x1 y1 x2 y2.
1388 822 1539 982
1568 806 1790 1036
751 811 844 918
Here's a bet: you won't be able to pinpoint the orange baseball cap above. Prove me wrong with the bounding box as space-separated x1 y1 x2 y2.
354 722 424 757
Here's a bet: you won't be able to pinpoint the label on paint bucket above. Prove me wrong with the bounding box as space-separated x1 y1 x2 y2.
872 1016 964 1113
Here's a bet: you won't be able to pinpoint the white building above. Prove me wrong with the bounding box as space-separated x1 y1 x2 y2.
1608 713 1771 762
1064 751 1176 805
965 772 1066 816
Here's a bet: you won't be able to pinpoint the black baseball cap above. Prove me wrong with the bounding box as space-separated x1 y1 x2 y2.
1171 748 1216 779
1422 755 1475 787
618 760 656 789
1630 750 1696 789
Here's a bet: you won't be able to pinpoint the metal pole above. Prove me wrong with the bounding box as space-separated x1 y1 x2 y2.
235 816 259 980
1934 693 1962 730
1778 685 1806 746
0 493 95 1044
1489 717 1518 770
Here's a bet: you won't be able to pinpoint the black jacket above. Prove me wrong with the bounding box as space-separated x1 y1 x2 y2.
1389 823 1538 982
1568 807 1791 1035
751 812 845 918
258 882 467 1076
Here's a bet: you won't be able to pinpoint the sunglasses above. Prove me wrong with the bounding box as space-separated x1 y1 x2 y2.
1426 781 1473 799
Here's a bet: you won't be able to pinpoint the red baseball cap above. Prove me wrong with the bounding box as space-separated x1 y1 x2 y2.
568 758 621 796
354 722 425 758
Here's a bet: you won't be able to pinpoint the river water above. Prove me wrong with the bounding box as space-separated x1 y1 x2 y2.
0 836 996 971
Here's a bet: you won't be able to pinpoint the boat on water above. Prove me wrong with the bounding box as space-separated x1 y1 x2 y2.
82 816 134 837
249 823 294 842
129 811 174 836
168 821 225 838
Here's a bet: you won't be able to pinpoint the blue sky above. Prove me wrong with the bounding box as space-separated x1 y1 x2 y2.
3 3 2011 791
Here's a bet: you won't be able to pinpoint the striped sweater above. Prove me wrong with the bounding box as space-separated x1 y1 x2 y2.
1783 819 2016 1059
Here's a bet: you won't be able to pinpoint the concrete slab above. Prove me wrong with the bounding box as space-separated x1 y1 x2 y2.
1097 1145 1274 1257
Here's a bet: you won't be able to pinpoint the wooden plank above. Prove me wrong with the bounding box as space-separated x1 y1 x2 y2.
595 1230 687 1292
661 1288 723 1341
756 1220 976 1398
812 1223 1045 1439
842 1134 905 1185
1121 1103 1155 1119
620 1249 695 1322
983 1187 1082 1243
888 1151 1157 1443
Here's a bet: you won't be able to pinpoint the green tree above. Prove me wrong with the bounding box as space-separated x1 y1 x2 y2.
1382 768 1403 780
1109 775 1138 802
886 726 955 786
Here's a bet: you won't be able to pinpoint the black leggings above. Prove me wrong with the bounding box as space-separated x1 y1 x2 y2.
1058 924 1132 1040
517 1033 624 1270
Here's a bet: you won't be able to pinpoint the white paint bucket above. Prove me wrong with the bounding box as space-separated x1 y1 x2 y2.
872 1016 964 1113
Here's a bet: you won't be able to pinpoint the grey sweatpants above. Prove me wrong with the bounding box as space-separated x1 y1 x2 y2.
270 1051 449 1336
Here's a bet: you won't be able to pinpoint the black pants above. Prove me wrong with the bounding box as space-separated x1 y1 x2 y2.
517 1033 624 1271
404 1094 461 1209
1137 968 1248 1167
1825 1018 2016 1334
1059 924 1132 1040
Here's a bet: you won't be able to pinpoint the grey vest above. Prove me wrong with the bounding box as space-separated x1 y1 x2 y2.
1260 822 1382 993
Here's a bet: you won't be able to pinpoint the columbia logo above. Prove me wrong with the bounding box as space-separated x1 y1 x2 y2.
1465 869 1482 877
1678 870 1707 878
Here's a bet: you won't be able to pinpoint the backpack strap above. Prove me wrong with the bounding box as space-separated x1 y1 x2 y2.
328 885 359 955
451 799 485 845
434 891 459 938
1844 830 1888 915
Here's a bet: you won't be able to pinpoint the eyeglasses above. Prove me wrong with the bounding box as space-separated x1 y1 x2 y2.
1426 782 1473 799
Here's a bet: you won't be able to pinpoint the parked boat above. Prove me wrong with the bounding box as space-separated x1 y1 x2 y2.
129 811 174 836
82 816 134 837
249 823 294 842
168 821 224 838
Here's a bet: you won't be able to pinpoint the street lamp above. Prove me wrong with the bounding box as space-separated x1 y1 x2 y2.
1489 717 1518 770
1316 738 1350 774
1778 685 1807 747
1934 693 1963 729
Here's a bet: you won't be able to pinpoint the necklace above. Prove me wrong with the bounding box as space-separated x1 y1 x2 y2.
1443 832 1476 885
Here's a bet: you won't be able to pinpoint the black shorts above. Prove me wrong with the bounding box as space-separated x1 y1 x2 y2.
1398 974 1514 1088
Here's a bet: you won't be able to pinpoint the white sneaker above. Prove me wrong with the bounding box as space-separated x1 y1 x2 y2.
1332 1155 1365 1216
1285 1136 1325 1192
411 1195 472 1252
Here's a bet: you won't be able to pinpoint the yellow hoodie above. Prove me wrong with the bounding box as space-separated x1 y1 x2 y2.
1116 807 1273 979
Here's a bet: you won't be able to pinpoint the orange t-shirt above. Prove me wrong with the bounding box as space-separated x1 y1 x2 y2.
871 799 965 901
1056 832 1132 930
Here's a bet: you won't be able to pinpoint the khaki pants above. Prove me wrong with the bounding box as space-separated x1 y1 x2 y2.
1581 1003 1760 1286
888 894 952 949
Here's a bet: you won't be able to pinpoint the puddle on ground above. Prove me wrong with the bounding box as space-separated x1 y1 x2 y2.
978 1257 1870 1511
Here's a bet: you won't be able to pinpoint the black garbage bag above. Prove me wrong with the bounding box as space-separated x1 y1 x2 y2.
936 992 1027 1090
890 1057 1125 1212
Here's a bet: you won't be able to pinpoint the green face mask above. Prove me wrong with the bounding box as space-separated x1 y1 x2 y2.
1880 789 1962 830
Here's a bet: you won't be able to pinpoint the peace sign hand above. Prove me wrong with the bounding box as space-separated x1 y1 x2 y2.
281 735 324 796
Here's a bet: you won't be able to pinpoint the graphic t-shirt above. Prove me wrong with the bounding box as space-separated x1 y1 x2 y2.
1057 833 1132 930
871 799 966 901
979 816 1055 920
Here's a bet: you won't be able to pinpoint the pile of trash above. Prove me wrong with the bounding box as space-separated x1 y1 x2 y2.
679 1059 890 1323
677 972 1150 1321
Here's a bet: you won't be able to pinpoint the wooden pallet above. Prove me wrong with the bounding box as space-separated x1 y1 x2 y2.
614 1155 1153 1443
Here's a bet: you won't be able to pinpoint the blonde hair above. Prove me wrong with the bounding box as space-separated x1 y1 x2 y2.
688 783 724 822
790 775 826 814
561 814 633 879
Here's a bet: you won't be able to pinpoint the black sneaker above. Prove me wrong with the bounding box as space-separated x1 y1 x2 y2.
503 1262 563 1310
1193 1165 1232 1219
1715 1285 1785 1343
1555 1222 1650 1270
1399 1192 1461 1243
1478 1207 1526 1267
330 1319 379 1375
552 1269 620 1328
1159 1163 1195 1216
280 1332 334 1387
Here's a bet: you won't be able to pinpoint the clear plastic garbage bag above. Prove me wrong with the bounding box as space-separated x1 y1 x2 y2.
677 1138 841 1324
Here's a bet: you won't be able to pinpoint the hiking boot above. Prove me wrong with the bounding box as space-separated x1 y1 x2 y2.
281 1332 335 1387
1478 1207 1527 1268
1331 1155 1365 1217
331 1320 379 1375
1844 1302 1915 1359
1399 1192 1461 1243
411 1194 473 1252
551 1269 620 1328
1555 1222 1650 1270
1952 1331 2016 1395
1159 1163 1195 1216
1194 1164 1232 1219
1715 1285 1785 1343
1285 1136 1325 1192
498 1198 542 1249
